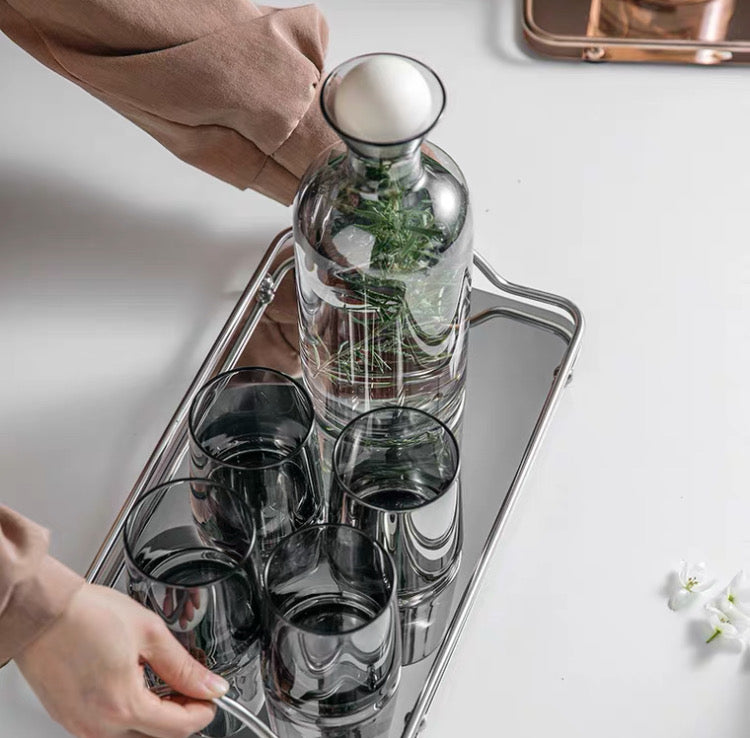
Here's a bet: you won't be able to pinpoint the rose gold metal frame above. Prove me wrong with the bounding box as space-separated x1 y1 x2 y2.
523 0 750 63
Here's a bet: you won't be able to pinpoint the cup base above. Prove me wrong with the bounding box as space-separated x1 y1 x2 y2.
266 691 397 738
399 562 460 666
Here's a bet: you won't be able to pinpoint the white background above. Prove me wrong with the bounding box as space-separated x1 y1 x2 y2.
3 1 750 735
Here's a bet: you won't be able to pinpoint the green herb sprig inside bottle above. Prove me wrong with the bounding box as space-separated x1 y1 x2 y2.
293 53 473 436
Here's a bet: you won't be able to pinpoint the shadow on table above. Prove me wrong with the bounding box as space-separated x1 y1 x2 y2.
484 0 539 66
0 162 280 572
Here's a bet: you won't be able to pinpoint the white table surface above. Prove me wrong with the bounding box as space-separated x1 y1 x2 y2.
3 1 750 736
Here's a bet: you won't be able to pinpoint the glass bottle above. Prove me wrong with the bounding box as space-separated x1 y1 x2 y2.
293 53 473 437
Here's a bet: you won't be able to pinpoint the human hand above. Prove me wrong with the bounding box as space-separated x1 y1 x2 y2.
162 587 205 632
15 583 228 738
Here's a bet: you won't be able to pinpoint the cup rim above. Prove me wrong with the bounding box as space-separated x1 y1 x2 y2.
188 366 316 473
320 52 447 148
332 405 460 514
123 477 257 589
263 523 398 636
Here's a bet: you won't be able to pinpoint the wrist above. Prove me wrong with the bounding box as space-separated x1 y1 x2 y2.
3 557 84 664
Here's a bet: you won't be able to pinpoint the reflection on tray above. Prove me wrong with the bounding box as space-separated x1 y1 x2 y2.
269 694 397 738
523 0 750 64
587 0 736 62
399 572 459 666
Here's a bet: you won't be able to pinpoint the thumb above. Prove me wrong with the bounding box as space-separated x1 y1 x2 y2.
141 619 229 700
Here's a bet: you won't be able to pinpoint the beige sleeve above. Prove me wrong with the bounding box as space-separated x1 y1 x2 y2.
0 506 84 664
0 1 338 204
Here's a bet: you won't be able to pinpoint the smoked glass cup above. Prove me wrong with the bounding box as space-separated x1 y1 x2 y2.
189 367 323 559
262 524 401 738
330 406 462 664
123 478 263 736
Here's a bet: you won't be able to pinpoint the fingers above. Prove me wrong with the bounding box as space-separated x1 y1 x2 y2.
140 617 228 700
181 592 202 629
131 690 216 738
162 592 174 621
161 590 200 630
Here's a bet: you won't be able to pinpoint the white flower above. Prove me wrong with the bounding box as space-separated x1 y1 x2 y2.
705 603 747 645
714 571 750 625
668 561 716 611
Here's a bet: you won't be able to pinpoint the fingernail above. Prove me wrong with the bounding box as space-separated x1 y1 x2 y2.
205 673 229 697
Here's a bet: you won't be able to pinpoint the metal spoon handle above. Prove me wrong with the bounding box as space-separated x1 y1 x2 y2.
212 695 280 738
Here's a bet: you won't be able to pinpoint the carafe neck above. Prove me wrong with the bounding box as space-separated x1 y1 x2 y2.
345 140 425 190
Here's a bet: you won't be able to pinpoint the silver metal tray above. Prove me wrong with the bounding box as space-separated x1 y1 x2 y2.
86 228 583 738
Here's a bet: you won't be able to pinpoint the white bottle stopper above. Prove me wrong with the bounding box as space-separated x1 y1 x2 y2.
332 56 433 143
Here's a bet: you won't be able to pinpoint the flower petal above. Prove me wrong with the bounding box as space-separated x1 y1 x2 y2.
678 560 689 587
691 562 708 580
718 601 750 631
668 589 694 611
722 623 741 639
729 571 746 590
691 578 716 593
729 583 750 617
706 605 725 629
705 603 727 628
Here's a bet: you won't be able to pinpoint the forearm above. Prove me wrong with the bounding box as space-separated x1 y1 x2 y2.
0 1 337 203
0 506 83 664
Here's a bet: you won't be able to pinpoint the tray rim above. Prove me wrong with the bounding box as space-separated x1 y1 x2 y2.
403 252 583 738
85 228 584 738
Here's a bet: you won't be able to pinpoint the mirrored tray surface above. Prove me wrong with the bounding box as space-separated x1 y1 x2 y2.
524 0 750 64
86 229 583 738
